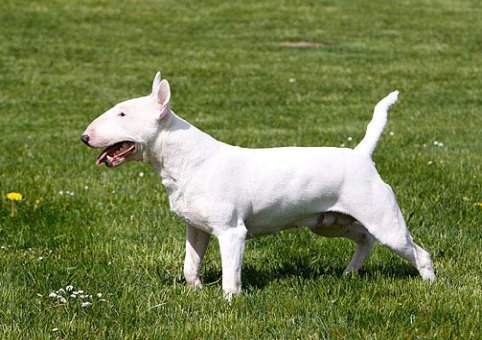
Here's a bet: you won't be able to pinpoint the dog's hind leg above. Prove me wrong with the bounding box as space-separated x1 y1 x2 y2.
310 213 375 275
348 184 435 281
341 222 376 275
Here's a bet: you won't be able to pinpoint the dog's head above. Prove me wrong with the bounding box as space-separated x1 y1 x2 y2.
81 72 170 167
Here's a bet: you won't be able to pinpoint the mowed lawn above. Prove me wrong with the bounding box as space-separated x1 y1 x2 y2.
1 0 481 338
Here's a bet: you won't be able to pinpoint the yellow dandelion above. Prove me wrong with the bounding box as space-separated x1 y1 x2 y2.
474 202 482 208
6 192 23 216
7 192 23 201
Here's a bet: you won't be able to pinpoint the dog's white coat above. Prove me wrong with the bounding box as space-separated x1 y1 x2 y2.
83 72 435 300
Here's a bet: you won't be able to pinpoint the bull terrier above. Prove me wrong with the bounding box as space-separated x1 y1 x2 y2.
81 72 435 300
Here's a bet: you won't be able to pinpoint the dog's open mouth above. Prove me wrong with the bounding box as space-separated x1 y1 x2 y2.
96 141 136 167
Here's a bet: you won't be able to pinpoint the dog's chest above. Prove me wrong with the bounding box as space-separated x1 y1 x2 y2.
161 179 219 234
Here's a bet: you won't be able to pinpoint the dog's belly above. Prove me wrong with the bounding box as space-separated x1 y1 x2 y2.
244 181 342 236
241 148 346 235
245 213 321 237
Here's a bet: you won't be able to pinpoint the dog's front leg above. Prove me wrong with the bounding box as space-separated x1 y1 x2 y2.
183 224 210 289
217 226 247 302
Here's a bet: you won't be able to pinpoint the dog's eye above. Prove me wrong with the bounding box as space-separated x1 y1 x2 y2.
119 112 126 117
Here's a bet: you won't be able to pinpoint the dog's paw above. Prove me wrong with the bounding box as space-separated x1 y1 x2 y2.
185 276 203 289
420 269 436 282
342 268 359 278
223 288 242 303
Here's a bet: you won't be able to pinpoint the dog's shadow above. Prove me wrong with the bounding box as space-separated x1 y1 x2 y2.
202 256 419 290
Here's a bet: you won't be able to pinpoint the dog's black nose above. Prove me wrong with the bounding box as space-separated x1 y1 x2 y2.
81 134 90 145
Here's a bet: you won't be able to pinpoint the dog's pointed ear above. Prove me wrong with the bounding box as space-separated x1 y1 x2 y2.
155 79 171 119
157 80 170 106
151 71 161 94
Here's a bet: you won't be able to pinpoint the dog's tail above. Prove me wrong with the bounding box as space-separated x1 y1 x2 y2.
354 90 399 158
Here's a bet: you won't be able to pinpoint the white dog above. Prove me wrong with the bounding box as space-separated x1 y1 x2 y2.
82 72 435 300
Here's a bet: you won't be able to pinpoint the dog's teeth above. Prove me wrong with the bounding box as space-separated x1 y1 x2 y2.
106 155 113 161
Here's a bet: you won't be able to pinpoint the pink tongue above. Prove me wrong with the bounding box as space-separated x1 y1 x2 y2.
114 144 135 159
95 143 135 166
96 151 109 165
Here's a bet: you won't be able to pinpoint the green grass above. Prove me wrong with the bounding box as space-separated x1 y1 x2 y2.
1 0 481 338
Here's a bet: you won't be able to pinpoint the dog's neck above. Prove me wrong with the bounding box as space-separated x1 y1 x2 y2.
146 110 221 205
